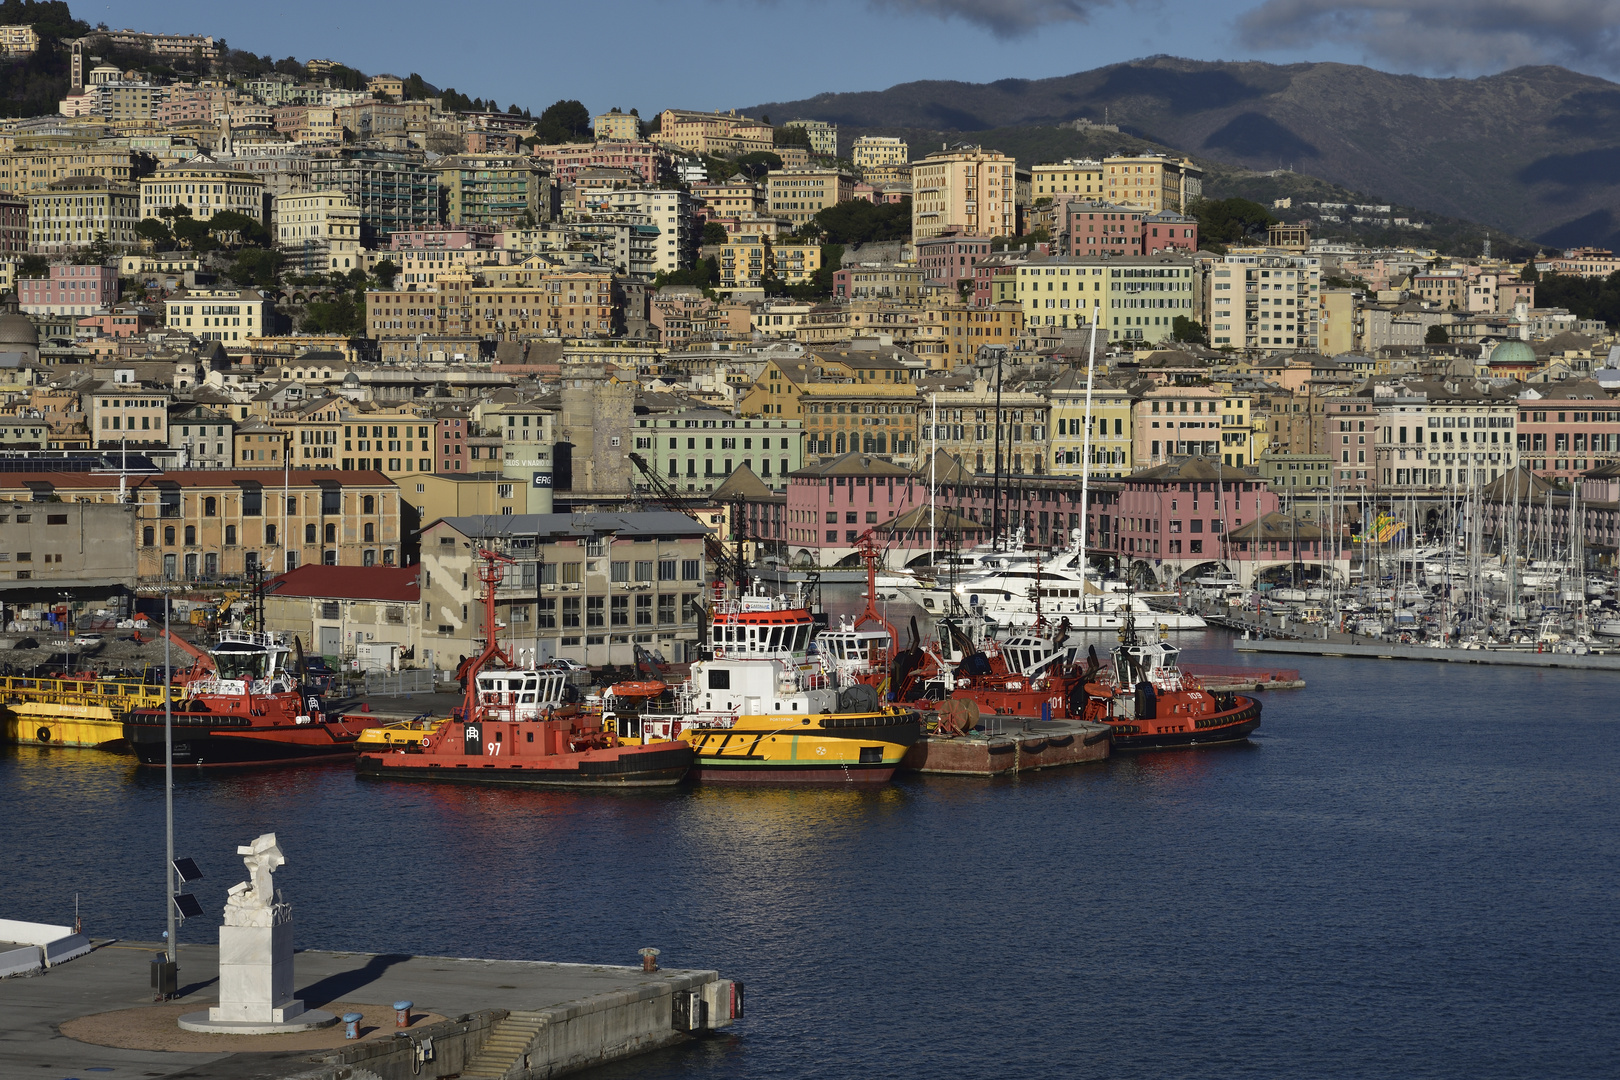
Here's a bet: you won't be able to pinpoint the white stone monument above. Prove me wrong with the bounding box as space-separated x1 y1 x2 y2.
179 833 336 1034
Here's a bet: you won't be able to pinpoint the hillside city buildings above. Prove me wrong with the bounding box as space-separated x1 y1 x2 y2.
0 21 1616 664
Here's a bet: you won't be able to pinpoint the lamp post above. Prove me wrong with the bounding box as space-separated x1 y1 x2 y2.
164 587 174 964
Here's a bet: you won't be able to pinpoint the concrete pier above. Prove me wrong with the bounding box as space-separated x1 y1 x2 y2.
2 939 737 1079
1236 637 1620 670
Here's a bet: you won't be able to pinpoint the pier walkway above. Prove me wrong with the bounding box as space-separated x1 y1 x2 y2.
2 938 733 1079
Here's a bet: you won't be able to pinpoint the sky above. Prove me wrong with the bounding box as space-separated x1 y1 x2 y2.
84 0 1620 115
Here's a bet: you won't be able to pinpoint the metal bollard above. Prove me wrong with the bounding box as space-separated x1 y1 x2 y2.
343 1012 364 1040
639 947 660 973
394 1000 413 1028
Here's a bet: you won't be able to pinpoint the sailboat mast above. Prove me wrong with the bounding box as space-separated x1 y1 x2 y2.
1078 321 1097 605
930 392 938 563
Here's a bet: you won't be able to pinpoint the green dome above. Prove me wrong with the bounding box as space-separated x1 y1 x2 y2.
1489 339 1535 365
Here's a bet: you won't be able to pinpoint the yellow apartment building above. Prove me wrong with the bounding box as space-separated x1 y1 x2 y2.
1031 159 1104 201
1047 371 1134 479
913 300 1025 367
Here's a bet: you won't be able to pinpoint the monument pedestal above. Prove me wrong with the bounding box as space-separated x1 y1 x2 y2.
176 832 337 1035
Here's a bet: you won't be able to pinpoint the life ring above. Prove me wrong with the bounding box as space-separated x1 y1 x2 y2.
36 726 51 743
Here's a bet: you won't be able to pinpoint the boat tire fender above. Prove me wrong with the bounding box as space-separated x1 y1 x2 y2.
36 725 50 742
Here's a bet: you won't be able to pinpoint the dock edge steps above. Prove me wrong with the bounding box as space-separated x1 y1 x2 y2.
461 1009 547 1079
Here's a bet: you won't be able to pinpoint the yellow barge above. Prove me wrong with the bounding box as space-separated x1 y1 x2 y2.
0 674 171 750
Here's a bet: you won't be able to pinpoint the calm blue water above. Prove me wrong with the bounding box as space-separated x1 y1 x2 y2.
2 635 1617 1079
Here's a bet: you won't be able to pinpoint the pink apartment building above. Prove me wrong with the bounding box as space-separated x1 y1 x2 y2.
18 263 119 316
784 452 925 563
1113 458 1280 581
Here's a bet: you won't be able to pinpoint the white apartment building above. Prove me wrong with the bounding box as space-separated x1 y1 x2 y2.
585 189 693 274
163 287 268 343
273 191 362 273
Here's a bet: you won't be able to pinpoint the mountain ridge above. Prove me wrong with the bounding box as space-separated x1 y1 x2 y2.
744 57 1620 248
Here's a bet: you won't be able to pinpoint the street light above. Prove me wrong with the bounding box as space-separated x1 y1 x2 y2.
136 581 183 966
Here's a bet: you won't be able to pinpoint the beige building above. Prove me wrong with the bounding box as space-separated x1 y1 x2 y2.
912 148 1015 240
273 191 362 273
0 142 145 197
1208 250 1322 352
593 110 640 141
140 155 267 222
419 512 711 667
0 25 40 57
651 109 774 157
26 176 140 253
0 469 402 579
852 136 908 171
406 473 525 528
765 168 855 226
163 287 269 344
262 563 423 666
0 499 137 592
1101 155 1203 214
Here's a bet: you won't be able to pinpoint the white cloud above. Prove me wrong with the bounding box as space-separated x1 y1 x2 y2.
1239 0 1620 74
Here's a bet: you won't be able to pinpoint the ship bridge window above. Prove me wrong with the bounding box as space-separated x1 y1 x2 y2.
708 668 730 690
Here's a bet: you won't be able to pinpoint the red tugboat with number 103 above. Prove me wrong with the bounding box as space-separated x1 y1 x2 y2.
356 547 694 787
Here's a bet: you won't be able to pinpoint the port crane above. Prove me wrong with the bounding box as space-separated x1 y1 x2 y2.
626 452 743 585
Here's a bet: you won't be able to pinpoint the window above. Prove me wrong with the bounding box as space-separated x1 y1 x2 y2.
635 560 654 581
635 594 653 625
560 562 582 584
324 523 337 544
610 560 629 582
657 594 676 624
184 525 196 546
305 523 317 544
225 525 237 546
537 597 556 628
561 597 581 627
611 595 629 625
586 596 604 628
142 526 155 546
321 601 340 619
681 559 701 580
658 559 677 581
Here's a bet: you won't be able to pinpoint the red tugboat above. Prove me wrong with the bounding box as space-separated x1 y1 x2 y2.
123 630 383 767
1078 610 1261 750
356 549 693 788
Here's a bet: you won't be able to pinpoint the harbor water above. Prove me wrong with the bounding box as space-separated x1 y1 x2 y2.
2 627 1616 1078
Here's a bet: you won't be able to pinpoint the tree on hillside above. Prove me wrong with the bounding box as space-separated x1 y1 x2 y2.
1425 324 1449 345
774 125 811 149
537 99 591 143
1192 197 1275 245
1172 316 1207 345
811 198 911 244
373 260 399 289
702 222 729 246
734 151 782 180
